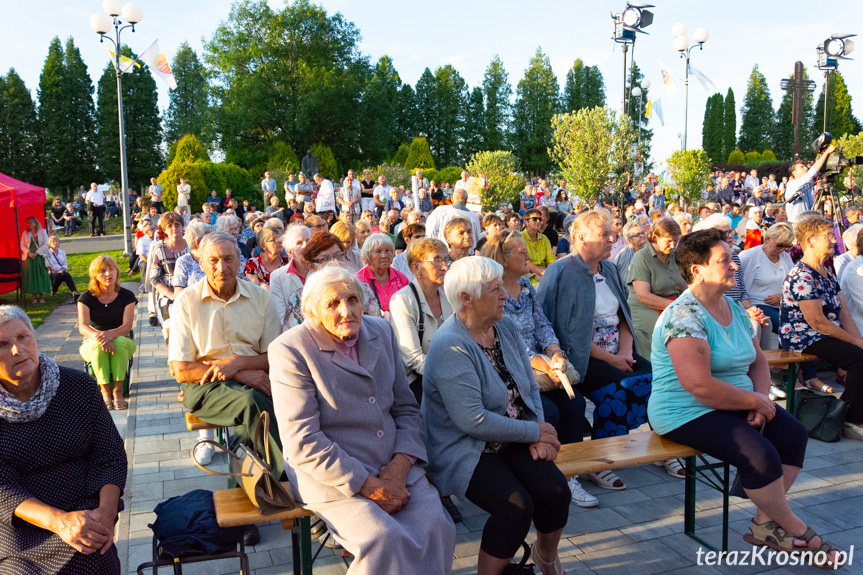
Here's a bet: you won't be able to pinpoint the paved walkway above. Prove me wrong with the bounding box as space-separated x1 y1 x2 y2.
33 293 863 574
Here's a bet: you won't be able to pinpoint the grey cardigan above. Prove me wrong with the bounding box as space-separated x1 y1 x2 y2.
536 252 636 377
422 314 543 498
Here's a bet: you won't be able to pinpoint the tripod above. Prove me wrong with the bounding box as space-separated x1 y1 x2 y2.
813 177 846 235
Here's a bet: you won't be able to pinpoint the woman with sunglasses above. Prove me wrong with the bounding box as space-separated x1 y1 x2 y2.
738 222 795 338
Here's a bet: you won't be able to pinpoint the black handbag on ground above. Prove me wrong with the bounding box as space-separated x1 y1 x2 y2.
501 542 536 574
793 389 848 443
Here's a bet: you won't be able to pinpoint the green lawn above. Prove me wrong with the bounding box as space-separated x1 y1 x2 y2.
0 249 140 328
63 215 126 237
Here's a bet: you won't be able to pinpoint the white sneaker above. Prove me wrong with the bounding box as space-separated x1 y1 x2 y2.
567 476 599 508
194 442 215 466
844 422 863 442
769 384 787 400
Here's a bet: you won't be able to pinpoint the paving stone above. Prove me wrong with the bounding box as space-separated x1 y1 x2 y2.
578 538 692 575
562 507 632 537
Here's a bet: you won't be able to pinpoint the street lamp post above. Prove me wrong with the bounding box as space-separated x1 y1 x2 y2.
672 23 709 151
816 33 856 132
90 0 143 258
630 78 651 147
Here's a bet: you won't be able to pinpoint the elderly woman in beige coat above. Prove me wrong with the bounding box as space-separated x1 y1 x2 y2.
269 266 455 574
388 238 453 403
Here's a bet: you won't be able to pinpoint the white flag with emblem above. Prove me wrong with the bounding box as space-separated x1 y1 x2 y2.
139 39 177 89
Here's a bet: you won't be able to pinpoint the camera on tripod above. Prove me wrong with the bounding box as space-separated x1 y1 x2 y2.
811 132 863 177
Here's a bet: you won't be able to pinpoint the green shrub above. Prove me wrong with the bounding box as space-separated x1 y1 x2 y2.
157 163 208 211
392 144 410 166
424 166 463 186
465 151 523 211
404 137 435 171
760 149 777 162
310 143 338 180
267 141 300 174
744 151 761 164
727 149 745 164
171 134 209 166
196 161 255 204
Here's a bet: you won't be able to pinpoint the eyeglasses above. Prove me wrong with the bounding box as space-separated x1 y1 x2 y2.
776 243 794 251
421 257 449 267
526 217 542 222
310 252 345 265
627 232 646 239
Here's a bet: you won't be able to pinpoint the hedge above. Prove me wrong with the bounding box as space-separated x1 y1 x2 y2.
310 143 338 180
423 166 463 186
392 144 409 166
157 161 255 211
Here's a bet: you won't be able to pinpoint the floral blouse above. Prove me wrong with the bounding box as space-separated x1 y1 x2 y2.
244 254 289 287
503 276 559 357
779 261 842 352
478 333 530 453
593 272 621 354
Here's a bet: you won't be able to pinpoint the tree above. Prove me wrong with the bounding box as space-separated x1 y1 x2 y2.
170 134 209 165
728 149 745 164
815 71 861 140
0 69 39 182
562 58 606 113
465 151 523 211
404 137 435 171
431 65 467 167
360 56 402 164
837 132 863 189
164 42 210 148
463 87 485 160
723 88 737 161
392 143 409 166
549 106 638 206
774 66 816 160
37 38 69 194
482 55 512 151
738 65 774 153
95 46 163 189
415 68 437 143
666 148 712 207
512 48 559 175
395 84 418 146
701 93 725 162
204 0 366 167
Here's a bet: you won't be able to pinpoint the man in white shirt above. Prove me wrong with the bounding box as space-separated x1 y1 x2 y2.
453 171 469 192
785 144 836 222
373 175 392 218
743 169 760 194
148 177 164 213
425 189 481 251
411 169 429 196
337 169 362 223
313 173 336 215
176 177 191 209
85 182 106 236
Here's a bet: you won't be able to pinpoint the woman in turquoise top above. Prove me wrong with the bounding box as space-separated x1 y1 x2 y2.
648 229 843 569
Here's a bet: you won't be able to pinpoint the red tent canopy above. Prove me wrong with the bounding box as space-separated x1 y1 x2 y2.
0 173 47 295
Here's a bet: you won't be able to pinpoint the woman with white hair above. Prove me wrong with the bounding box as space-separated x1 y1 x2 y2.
672 211 693 236
269 266 456 573
834 223 863 280
614 220 648 290
356 233 409 314
171 221 216 296
0 306 127 573
738 222 795 337
424 257 570 575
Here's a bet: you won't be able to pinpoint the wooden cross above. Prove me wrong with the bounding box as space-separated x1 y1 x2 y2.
780 61 817 157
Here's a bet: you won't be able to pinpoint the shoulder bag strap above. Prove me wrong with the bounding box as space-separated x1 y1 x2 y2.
408 283 425 345
190 440 253 478
368 279 383 310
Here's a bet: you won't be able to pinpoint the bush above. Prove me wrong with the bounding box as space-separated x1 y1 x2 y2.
465 151 523 211
267 141 300 174
392 143 410 166
310 143 338 180
744 151 762 164
157 163 208 211
367 162 411 190
727 149 745 164
424 166 463 186
404 137 435 171
760 149 777 162
170 134 209 166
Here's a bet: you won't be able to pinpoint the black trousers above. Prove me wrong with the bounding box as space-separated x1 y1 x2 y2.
89 205 105 235
49 271 77 295
663 407 806 490
465 444 570 559
803 336 863 424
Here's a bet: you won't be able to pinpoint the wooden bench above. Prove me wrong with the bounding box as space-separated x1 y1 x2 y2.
763 349 819 413
214 484 317 575
183 403 228 445
556 431 730 552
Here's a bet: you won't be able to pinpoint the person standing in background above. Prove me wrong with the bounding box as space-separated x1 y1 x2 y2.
176 177 191 210
148 177 164 213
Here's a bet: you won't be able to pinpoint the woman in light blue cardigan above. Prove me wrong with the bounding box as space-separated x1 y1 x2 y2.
424 257 570 575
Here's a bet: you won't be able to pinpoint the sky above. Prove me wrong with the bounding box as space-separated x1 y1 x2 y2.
1 0 861 170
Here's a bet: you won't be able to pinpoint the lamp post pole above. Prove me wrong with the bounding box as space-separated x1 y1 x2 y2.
673 24 708 151
91 1 142 258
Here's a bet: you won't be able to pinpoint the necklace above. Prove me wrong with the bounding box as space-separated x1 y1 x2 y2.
716 300 731 338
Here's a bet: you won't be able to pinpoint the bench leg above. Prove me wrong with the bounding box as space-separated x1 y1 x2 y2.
785 366 797 414
684 456 696 541
684 456 730 553
291 515 312 575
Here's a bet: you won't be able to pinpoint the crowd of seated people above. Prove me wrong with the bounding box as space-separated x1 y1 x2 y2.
17 159 863 573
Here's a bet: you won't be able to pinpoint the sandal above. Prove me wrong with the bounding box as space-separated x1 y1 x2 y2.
32 298 37 305
585 470 626 490
743 519 796 552
114 399 127 410
38 298 45 304
531 542 567 575
793 527 844 571
805 378 834 394
103 399 114 410
654 458 686 479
